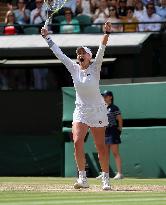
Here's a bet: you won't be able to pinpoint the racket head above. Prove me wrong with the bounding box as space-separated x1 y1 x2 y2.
44 0 68 14
43 0 68 29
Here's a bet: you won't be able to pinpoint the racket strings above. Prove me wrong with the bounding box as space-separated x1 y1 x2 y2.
44 0 68 27
45 0 67 12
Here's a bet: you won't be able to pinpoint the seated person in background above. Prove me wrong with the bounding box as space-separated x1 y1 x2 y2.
118 0 127 19
155 0 166 20
60 8 80 33
107 0 118 9
63 0 77 15
30 0 46 24
13 0 30 24
92 0 109 26
133 0 146 21
105 6 123 32
25 0 36 11
6 0 14 11
139 2 162 32
4 10 23 35
76 0 96 16
123 6 138 32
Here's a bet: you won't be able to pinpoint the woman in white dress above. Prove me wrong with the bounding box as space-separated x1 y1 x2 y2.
41 22 111 190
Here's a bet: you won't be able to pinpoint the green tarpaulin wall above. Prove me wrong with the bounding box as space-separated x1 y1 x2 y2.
62 82 166 121
65 127 166 178
62 82 166 178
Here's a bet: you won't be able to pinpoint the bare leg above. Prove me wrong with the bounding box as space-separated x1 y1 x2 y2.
90 127 109 173
110 144 122 174
72 122 88 171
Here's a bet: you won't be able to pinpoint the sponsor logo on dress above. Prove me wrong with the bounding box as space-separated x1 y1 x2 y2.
99 121 102 124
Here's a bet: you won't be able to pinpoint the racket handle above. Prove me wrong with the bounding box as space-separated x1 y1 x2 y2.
44 19 49 29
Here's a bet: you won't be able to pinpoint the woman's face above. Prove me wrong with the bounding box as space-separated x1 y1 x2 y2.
77 48 91 65
64 10 72 22
127 9 134 18
109 7 116 17
136 1 143 10
18 0 25 9
7 12 15 23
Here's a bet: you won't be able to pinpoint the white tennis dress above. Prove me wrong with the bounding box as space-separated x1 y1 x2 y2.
45 36 108 127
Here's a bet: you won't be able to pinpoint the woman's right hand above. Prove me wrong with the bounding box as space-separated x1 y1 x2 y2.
41 27 48 38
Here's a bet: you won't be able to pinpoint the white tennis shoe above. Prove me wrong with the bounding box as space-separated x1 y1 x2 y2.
102 172 111 190
113 172 124 180
74 177 89 189
74 171 89 189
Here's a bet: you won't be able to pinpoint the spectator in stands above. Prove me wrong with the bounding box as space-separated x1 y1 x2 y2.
123 6 138 32
118 0 127 19
107 0 118 8
14 0 30 24
126 0 136 6
156 0 166 20
30 0 46 24
64 0 77 14
133 0 146 21
60 8 80 33
139 2 162 31
105 5 123 32
96 90 123 180
25 0 36 11
142 0 159 6
41 21 112 190
4 10 23 35
76 0 96 16
92 0 109 26
6 0 14 11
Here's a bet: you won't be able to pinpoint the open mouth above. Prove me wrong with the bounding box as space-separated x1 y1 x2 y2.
80 57 84 62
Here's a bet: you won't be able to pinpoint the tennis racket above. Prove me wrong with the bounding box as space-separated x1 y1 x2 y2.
44 0 68 29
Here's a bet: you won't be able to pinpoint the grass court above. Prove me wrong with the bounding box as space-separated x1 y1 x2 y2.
0 177 166 205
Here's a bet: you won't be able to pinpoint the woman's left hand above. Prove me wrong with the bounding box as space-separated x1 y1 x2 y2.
104 21 112 33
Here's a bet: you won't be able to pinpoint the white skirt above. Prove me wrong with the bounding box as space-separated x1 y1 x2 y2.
73 104 108 127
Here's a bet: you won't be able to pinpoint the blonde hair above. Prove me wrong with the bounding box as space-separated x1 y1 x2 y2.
5 10 15 24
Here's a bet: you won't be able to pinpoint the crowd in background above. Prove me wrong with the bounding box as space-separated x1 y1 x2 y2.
1 0 166 90
1 0 166 35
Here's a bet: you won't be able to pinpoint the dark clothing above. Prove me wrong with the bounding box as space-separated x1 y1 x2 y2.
105 126 121 144
107 104 121 127
105 104 121 144
118 8 127 17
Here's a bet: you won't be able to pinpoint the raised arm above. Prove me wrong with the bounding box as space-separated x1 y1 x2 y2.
93 21 111 69
41 27 76 74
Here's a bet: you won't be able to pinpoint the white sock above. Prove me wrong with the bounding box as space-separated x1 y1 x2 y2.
79 170 86 178
102 172 109 178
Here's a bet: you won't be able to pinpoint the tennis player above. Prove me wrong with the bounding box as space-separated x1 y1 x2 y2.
41 22 111 190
